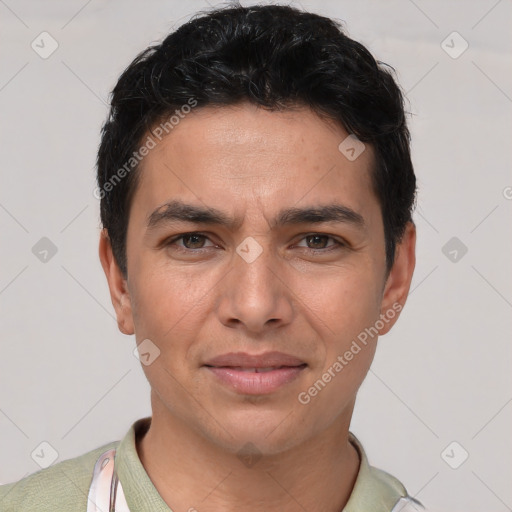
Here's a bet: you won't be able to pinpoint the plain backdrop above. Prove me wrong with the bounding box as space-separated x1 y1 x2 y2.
1 1 511 511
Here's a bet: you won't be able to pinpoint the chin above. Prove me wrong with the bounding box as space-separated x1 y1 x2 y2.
201 408 308 456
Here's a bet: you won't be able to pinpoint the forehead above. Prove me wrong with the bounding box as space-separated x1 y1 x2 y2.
130 103 377 223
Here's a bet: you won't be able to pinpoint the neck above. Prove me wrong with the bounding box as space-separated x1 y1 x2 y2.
137 399 360 512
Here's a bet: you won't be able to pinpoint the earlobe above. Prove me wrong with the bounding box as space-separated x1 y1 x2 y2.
378 222 416 336
98 228 135 335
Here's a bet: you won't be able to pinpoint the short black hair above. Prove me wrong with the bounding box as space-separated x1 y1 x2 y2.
97 3 416 278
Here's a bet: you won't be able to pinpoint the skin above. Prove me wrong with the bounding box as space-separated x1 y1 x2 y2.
99 102 416 512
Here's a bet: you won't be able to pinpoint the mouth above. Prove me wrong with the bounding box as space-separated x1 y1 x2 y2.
203 352 307 395
213 365 306 373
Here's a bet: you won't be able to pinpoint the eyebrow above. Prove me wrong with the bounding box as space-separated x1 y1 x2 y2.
146 200 365 231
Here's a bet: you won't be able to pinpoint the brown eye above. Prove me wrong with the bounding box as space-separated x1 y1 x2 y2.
165 232 216 250
181 234 208 249
294 234 345 253
305 234 330 249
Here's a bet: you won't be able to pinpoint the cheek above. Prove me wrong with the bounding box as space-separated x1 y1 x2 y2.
318 296 379 383
298 265 382 336
132 264 209 321
299 342 377 430
129 265 221 375
297 304 379 426
298 266 382 393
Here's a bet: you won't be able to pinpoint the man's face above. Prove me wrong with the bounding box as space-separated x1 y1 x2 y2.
105 103 412 454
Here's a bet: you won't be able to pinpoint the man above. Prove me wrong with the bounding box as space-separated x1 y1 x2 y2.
1 3 422 511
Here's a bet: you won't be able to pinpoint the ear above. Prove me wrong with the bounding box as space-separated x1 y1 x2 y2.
98 228 135 335
378 222 416 336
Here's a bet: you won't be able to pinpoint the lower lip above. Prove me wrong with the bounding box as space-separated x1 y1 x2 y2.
205 365 306 395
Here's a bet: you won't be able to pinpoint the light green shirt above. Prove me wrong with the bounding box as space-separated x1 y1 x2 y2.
0 416 417 511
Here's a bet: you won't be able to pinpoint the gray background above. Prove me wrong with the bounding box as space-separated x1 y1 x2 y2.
1 1 511 510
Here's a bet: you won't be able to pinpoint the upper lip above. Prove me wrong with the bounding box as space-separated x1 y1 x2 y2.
203 351 306 368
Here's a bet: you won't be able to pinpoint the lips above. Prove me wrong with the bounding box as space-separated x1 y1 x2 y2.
228 366 290 373
203 351 307 395
204 351 306 369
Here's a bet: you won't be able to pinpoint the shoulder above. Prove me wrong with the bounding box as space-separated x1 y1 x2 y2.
0 440 119 512
345 432 424 511
367 463 408 497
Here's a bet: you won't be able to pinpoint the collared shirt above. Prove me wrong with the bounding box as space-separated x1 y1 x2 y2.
0 416 423 511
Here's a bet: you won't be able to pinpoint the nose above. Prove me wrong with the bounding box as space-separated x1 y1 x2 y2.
216 241 294 335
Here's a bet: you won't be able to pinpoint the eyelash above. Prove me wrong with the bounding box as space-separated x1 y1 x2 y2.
164 232 346 254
